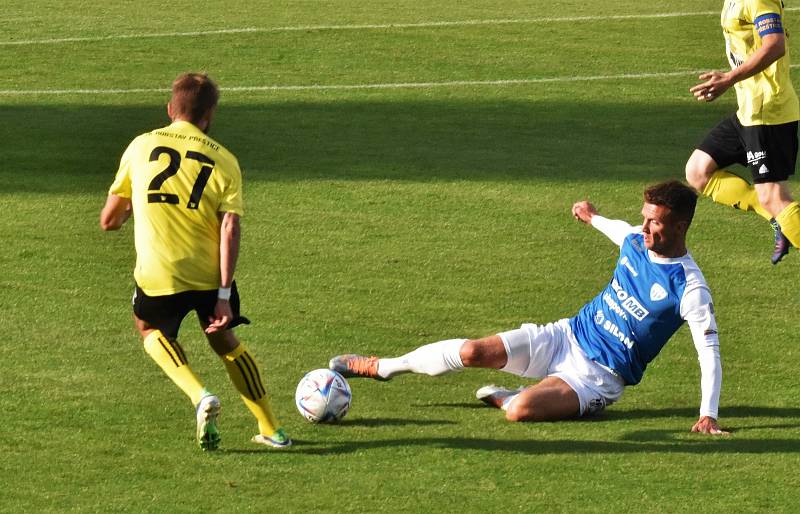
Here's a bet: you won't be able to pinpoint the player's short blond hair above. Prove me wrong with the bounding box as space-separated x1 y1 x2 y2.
169 72 219 124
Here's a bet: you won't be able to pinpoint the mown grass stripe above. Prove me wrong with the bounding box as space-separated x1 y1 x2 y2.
0 68 751 96
5 8 798 46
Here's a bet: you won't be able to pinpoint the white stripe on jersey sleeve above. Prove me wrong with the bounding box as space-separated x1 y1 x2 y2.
590 215 639 247
678 257 721 420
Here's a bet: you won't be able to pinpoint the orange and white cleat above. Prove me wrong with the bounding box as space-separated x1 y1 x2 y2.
328 354 389 381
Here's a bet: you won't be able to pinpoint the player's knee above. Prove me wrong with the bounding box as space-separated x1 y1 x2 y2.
756 190 773 212
685 162 706 191
755 184 789 215
459 340 483 367
504 401 534 422
460 336 508 369
685 151 715 191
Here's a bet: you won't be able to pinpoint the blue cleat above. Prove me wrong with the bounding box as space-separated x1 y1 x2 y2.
770 219 790 265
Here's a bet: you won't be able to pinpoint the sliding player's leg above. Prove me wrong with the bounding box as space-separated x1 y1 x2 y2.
493 376 580 421
476 320 623 422
329 334 514 381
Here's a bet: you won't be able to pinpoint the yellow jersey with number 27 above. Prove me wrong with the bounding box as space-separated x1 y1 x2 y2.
722 0 800 125
109 120 244 296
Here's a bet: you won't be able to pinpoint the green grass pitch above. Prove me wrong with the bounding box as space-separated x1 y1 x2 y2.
2 1 799 511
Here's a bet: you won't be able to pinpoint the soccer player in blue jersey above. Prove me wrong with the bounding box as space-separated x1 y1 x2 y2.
330 181 726 435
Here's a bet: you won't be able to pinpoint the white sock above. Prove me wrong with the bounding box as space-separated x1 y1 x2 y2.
377 339 466 379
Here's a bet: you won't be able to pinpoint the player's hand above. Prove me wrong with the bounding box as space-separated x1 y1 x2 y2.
205 299 232 334
572 201 598 224
689 71 732 102
690 415 729 435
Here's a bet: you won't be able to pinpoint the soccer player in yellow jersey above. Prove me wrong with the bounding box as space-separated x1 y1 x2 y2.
100 72 291 450
686 0 800 264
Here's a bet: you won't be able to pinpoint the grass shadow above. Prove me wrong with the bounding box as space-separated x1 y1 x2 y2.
214 404 800 456
603 405 800 421
335 416 458 427
289 432 800 456
3 98 726 193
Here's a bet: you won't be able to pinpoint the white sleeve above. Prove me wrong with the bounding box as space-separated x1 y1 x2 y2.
590 215 638 247
682 287 721 419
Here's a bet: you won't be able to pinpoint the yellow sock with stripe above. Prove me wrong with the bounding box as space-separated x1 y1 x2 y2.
143 330 206 406
775 201 800 248
702 170 771 220
221 344 281 436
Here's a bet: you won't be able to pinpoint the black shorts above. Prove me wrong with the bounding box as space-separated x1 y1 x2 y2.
698 114 798 184
132 281 250 340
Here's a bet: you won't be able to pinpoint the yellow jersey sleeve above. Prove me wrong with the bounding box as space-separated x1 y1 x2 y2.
217 154 244 216
108 140 136 198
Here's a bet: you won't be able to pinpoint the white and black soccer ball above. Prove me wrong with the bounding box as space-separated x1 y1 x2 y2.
295 369 352 423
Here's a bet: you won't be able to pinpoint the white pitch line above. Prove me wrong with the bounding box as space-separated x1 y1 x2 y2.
0 69 718 96
6 8 800 46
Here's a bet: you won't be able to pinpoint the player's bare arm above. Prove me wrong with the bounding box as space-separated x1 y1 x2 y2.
691 32 786 102
205 211 241 334
572 200 598 224
99 194 132 231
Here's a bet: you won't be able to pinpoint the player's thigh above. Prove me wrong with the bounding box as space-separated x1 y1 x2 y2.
505 376 580 422
132 286 191 340
685 149 720 188
195 281 251 332
690 115 746 185
495 322 563 378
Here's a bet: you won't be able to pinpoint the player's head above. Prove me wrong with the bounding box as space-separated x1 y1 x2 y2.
640 180 697 257
167 72 219 133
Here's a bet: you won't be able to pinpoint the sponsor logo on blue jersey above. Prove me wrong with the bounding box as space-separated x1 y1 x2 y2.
594 312 635 349
620 255 638 277
570 233 691 385
610 278 649 321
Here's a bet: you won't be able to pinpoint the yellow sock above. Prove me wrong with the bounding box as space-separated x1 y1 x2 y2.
221 344 281 436
702 170 771 220
143 330 206 405
776 201 800 248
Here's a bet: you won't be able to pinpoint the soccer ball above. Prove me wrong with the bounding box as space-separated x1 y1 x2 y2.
295 369 352 423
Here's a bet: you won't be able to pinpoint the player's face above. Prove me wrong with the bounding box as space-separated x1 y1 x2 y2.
640 203 686 257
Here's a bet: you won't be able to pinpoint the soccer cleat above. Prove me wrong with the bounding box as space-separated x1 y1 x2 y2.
475 385 525 409
770 218 791 265
328 354 389 381
252 428 292 449
196 394 221 451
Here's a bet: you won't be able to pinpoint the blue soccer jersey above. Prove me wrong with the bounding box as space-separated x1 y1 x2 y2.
569 227 714 386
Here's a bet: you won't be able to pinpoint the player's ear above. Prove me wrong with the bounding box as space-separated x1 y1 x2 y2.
167 101 174 120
